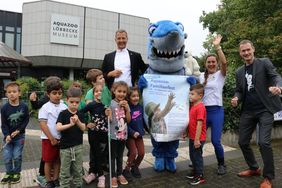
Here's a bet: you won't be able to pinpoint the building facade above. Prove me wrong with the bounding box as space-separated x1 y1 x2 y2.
21 0 149 80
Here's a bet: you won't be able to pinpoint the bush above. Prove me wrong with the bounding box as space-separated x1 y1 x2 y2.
222 67 241 132
16 77 41 102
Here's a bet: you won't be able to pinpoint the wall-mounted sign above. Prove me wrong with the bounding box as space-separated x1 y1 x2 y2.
50 14 80 45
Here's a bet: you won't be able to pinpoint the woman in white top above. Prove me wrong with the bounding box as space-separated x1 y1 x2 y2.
199 35 227 175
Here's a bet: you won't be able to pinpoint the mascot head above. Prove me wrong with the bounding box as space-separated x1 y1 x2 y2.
148 20 187 73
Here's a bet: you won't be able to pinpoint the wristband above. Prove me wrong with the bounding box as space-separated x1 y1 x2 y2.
216 46 222 51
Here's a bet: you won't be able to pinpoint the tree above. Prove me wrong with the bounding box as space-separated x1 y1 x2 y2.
200 0 282 71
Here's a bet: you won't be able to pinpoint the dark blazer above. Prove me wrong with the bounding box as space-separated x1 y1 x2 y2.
102 49 148 89
234 58 282 114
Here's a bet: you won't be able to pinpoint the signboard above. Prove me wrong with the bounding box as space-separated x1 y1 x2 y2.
142 74 190 142
50 14 80 45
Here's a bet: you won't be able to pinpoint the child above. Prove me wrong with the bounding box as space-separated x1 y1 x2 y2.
85 69 111 106
29 76 61 186
109 81 131 188
84 69 111 177
145 93 175 134
56 87 86 188
80 83 112 187
185 84 206 186
0 82 29 184
38 79 67 188
122 87 145 181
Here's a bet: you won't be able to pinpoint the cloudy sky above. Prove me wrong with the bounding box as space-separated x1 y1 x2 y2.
1 0 221 56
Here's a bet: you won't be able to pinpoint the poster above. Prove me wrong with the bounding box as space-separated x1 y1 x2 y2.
142 74 190 142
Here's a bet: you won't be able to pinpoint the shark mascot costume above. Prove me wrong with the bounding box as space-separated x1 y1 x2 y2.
139 20 196 172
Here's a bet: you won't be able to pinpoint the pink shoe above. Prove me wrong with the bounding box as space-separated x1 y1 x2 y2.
83 173 96 184
97 175 105 188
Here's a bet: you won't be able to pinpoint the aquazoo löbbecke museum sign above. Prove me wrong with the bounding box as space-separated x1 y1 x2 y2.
50 14 80 46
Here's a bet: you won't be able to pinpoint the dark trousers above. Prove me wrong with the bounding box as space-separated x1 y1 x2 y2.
88 131 96 174
238 110 275 180
189 139 205 176
91 131 108 176
111 139 126 177
125 137 145 169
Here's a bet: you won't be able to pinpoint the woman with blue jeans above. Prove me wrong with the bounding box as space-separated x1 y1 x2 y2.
199 35 227 175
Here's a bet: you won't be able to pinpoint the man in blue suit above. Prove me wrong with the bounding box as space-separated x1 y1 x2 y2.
231 40 282 188
102 29 147 89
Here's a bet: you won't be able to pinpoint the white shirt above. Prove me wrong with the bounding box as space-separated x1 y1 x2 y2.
38 100 67 139
114 48 132 87
199 71 225 106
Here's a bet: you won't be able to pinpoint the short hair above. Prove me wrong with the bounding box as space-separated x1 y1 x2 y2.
44 76 61 87
46 79 63 94
115 29 128 38
190 84 204 96
86 69 103 83
4 81 20 92
111 81 129 98
66 87 82 98
239 40 255 49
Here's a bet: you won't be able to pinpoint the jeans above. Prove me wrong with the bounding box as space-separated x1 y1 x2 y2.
238 110 275 179
189 139 205 176
206 106 225 165
3 134 25 174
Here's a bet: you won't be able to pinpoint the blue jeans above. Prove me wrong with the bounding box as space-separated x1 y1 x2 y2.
206 106 225 165
3 134 25 174
189 139 205 176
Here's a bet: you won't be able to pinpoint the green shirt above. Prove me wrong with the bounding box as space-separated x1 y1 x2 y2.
85 85 112 106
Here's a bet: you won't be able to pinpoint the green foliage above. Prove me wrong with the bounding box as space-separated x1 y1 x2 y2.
222 67 241 132
200 0 282 70
16 77 41 102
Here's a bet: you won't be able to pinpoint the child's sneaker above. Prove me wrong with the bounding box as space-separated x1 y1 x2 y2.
122 169 133 182
131 166 141 178
1 174 11 184
35 175 47 186
10 173 21 184
97 175 105 188
53 179 60 188
118 175 128 185
44 181 54 188
190 175 206 186
185 171 195 179
112 177 118 188
83 173 96 184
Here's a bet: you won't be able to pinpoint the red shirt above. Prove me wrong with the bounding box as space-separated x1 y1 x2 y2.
188 102 206 141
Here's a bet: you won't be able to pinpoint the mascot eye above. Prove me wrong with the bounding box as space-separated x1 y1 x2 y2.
148 24 157 34
176 22 184 31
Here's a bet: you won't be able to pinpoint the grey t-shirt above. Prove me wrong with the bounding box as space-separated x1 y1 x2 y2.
109 100 128 140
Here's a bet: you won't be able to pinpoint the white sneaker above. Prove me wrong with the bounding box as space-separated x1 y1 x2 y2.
83 173 96 184
97 175 105 188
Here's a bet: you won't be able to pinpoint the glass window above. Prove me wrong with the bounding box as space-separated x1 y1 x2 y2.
5 33 14 49
0 32 2 42
0 26 2 31
16 33 21 53
5 26 15 32
17 27 21 33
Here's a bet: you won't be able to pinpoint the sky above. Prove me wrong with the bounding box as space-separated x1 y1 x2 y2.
1 0 221 56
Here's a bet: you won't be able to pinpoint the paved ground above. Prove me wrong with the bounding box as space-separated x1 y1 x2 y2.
0 118 282 187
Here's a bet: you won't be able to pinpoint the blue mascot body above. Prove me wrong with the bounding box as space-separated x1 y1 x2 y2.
139 20 194 172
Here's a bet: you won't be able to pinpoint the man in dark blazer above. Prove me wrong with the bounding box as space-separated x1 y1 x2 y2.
102 29 147 89
231 40 282 188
